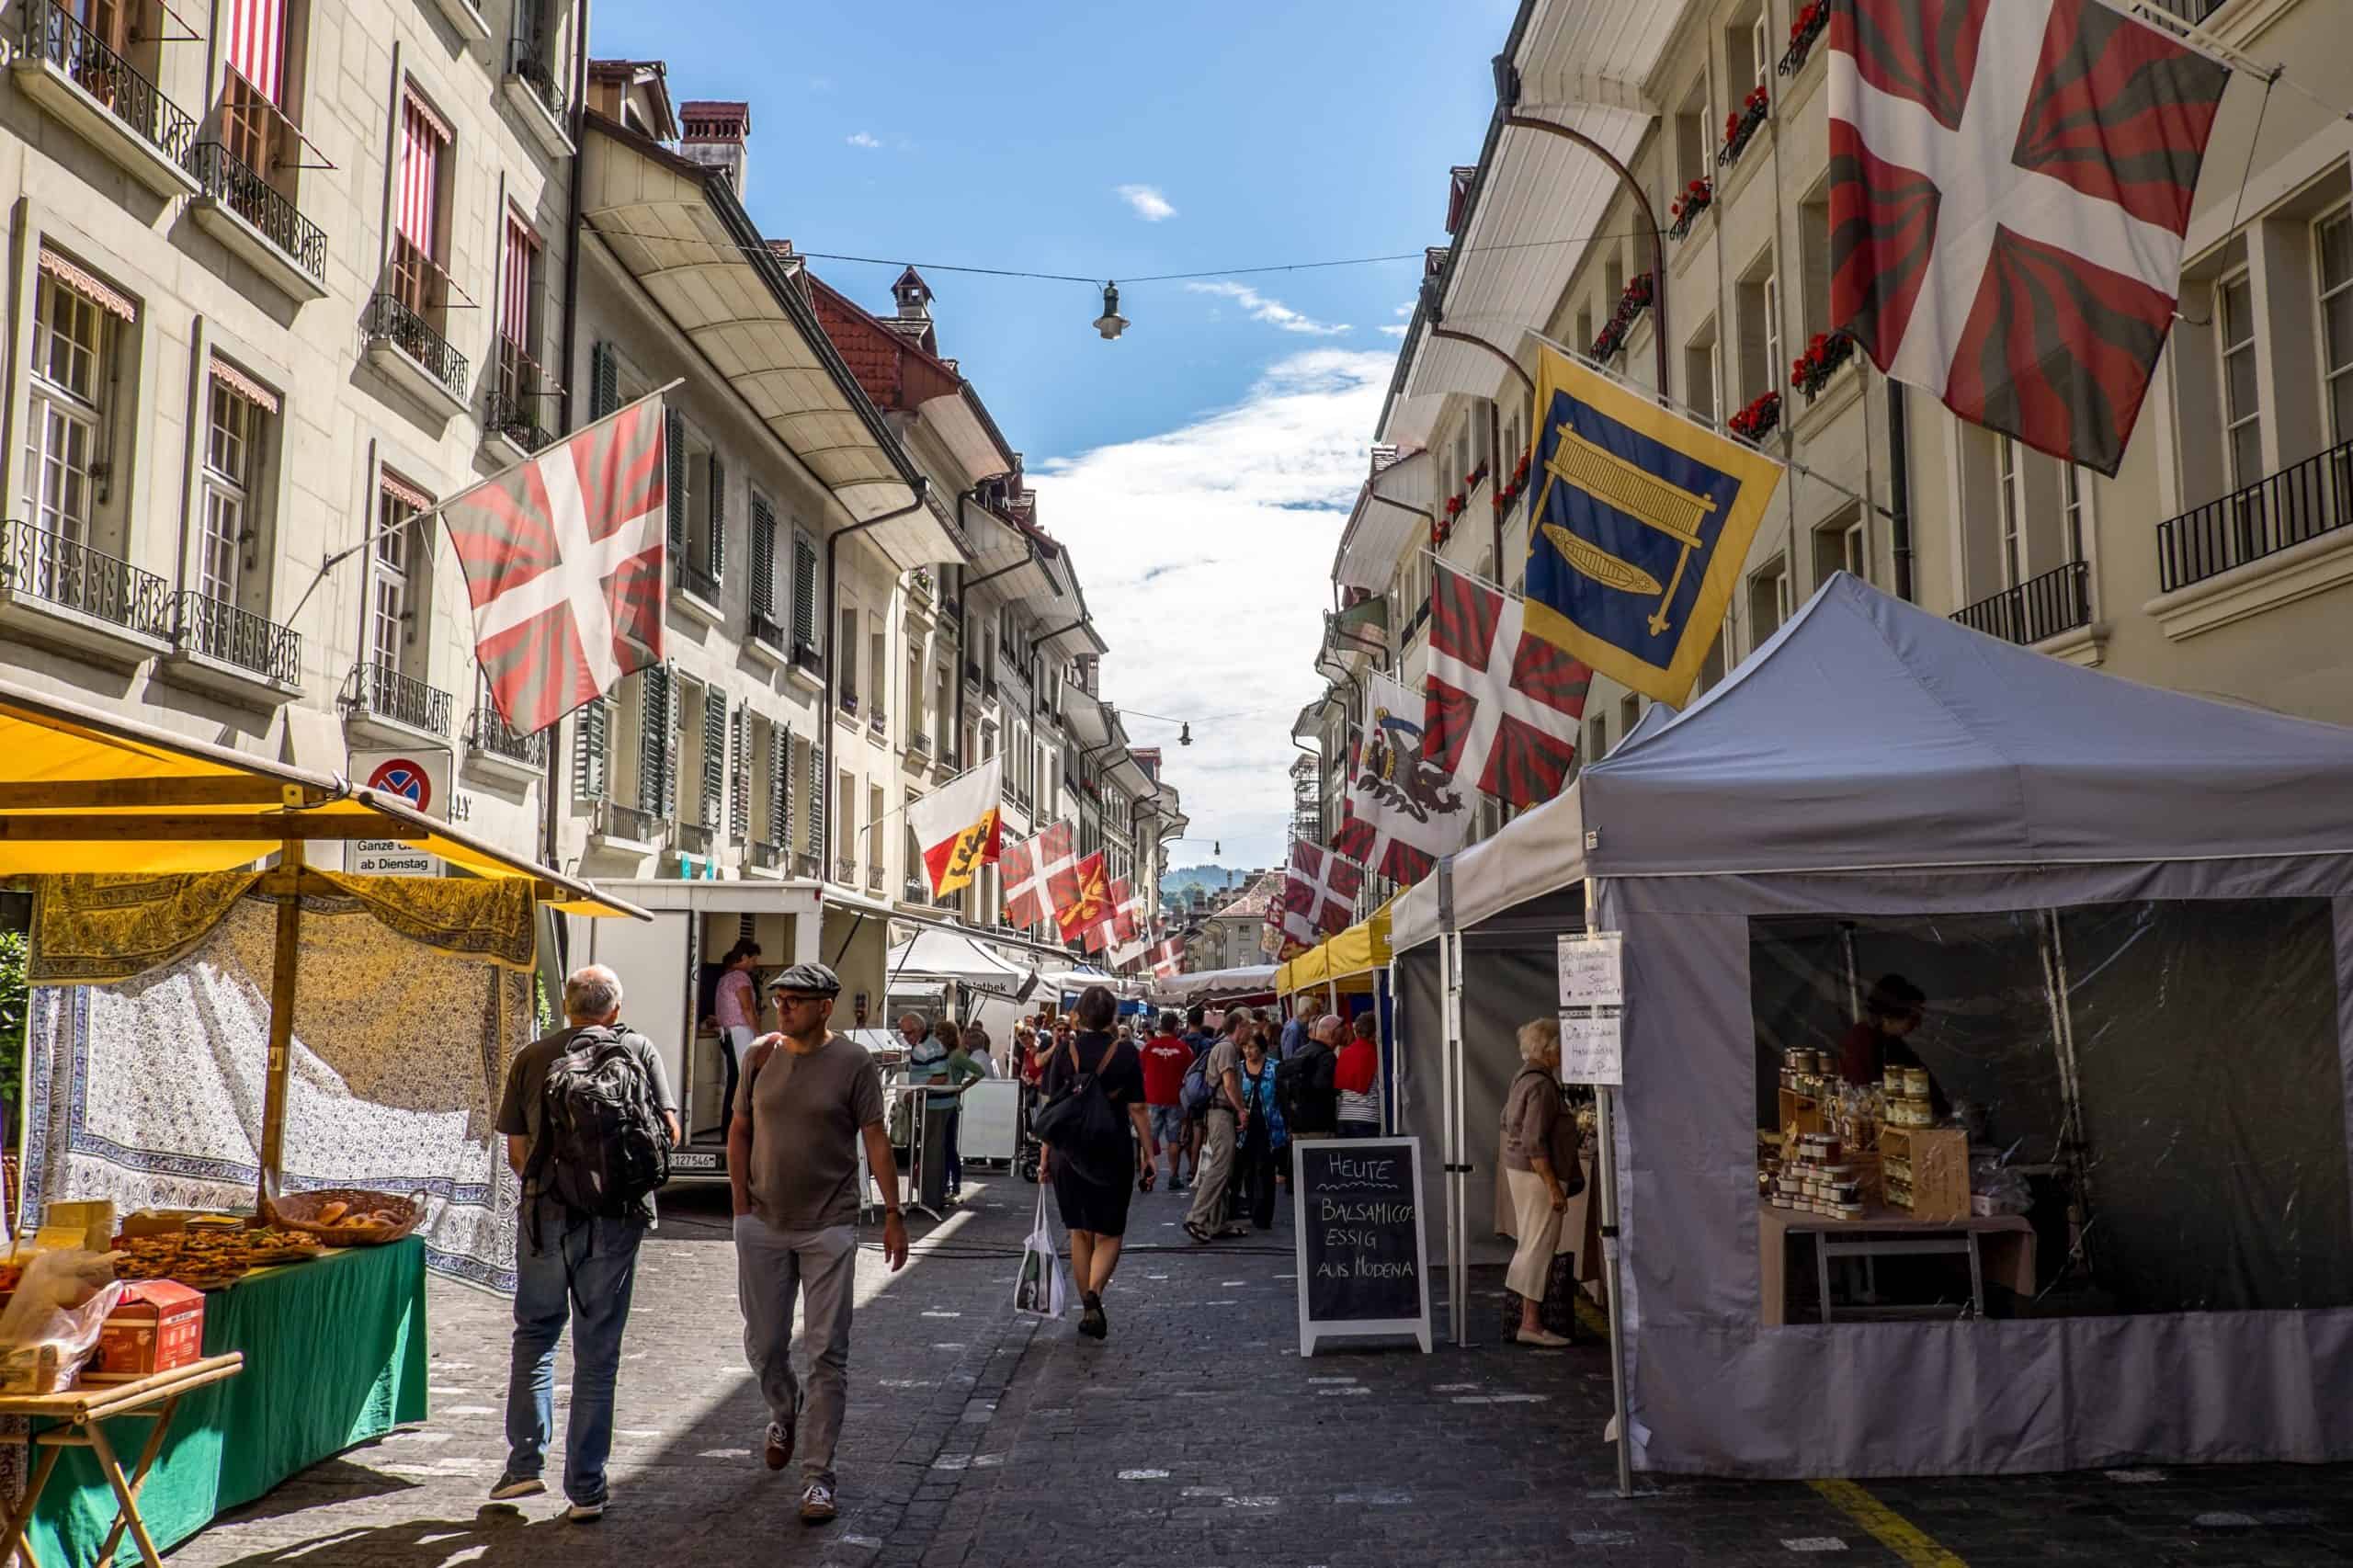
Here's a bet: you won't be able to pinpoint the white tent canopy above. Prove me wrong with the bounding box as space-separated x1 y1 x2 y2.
884 928 1036 992
1150 964 1279 1005
1389 574 2353 1478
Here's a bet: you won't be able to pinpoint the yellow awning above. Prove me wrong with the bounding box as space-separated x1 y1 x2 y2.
0 680 646 918
1277 898 1395 996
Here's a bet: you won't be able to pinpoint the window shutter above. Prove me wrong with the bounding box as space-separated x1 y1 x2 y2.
729 708 751 839
707 453 726 577
786 720 804 843
665 412 686 552
803 735 824 857
640 665 672 817
701 687 728 828
590 342 617 421
573 697 608 800
791 528 818 651
749 496 778 619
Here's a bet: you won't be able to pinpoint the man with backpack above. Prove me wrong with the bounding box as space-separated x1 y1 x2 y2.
1279 1012 1342 1142
731 961 906 1527
492 964 679 1522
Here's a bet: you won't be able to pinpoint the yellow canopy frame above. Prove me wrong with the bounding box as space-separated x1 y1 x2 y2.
1276 897 1395 998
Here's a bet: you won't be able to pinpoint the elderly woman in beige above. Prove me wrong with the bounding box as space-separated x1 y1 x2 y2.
1500 1017 1575 1347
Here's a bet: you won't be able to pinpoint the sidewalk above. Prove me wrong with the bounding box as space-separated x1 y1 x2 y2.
162 1172 2353 1567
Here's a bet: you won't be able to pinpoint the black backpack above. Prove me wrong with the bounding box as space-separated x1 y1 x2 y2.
1277 1044 1333 1131
528 1025 673 1219
1030 1037 1128 1185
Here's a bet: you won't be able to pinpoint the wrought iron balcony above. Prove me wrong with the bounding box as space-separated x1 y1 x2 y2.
0 520 173 638
1951 561 2091 646
19 1 197 166
593 800 663 845
838 689 859 716
904 875 928 902
486 341 558 452
941 747 962 771
676 822 715 858
466 703 547 767
908 730 931 758
748 608 786 653
364 292 469 403
176 589 301 683
506 37 567 121
676 559 722 604
868 708 887 738
748 840 785 871
792 641 822 676
2156 437 2353 593
184 141 327 283
344 659 453 735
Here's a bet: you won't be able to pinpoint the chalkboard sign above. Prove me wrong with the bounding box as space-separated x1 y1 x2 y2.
1291 1136 1432 1356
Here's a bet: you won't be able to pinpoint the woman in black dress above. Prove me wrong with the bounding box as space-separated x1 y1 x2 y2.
1040 985 1156 1340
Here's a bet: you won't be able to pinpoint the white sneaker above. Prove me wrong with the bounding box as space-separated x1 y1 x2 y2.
565 1499 606 1523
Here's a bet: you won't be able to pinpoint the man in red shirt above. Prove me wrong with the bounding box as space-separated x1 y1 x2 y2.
1137 1011 1193 1191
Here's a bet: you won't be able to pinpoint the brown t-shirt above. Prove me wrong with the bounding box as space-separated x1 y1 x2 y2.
1204 1038 1242 1112
1501 1069 1563 1174
743 1031 886 1232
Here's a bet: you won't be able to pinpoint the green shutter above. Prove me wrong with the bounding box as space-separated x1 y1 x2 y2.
803 736 824 858
749 496 778 619
640 665 672 817
573 698 608 801
665 412 686 553
728 707 752 839
702 687 727 829
770 724 791 848
790 528 818 653
707 454 727 578
590 343 617 421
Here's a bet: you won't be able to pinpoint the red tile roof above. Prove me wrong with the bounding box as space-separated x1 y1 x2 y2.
806 275 963 415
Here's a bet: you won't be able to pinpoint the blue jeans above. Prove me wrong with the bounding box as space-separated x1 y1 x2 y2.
506 1197 645 1505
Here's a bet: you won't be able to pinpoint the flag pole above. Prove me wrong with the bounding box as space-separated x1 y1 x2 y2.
281 380 688 631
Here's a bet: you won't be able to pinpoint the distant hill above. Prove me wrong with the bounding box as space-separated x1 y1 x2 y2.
1160 864 1242 900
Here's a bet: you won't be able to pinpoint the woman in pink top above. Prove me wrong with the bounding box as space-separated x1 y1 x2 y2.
713 939 762 1131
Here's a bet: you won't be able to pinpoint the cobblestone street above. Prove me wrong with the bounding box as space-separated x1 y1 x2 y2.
162 1176 2353 1568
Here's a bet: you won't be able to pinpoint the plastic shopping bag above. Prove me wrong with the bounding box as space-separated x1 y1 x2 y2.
0 1250 125 1394
1012 1187 1072 1319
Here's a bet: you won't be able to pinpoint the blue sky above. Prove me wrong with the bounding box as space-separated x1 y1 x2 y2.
594 0 1514 869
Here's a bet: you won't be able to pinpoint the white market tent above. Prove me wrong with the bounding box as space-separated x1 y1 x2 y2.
884 927 1037 992
1391 573 2353 1477
1151 964 1279 1006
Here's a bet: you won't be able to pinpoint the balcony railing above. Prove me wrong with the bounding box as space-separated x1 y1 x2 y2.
2156 437 2353 593
176 589 301 683
466 703 547 767
1951 561 2091 646
364 292 468 403
2143 0 2228 20
908 731 931 758
868 709 887 738
838 690 859 716
941 747 962 771
343 659 452 735
593 800 664 845
748 840 785 871
792 641 822 676
184 141 327 282
676 559 721 603
835 858 858 884
748 608 786 653
0 521 173 639
21 1 198 166
506 37 567 121
795 850 821 880
904 876 928 902
486 341 558 452
676 822 715 858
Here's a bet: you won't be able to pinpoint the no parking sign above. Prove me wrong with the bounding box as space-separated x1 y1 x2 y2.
349 747 449 876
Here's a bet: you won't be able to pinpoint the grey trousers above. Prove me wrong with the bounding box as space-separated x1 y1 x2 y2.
734 1215 858 1483
1186 1108 1238 1232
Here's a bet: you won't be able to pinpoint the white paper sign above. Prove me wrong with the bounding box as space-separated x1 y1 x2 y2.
1558 1011 1623 1086
1556 933 1624 1009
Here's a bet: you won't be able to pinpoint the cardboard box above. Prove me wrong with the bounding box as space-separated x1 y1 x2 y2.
85 1281 205 1383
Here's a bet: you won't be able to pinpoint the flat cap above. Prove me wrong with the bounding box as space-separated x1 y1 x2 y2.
767 961 842 996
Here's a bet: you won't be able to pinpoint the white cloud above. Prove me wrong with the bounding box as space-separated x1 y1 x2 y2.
1378 324 1409 337
1184 280 1351 336
1032 350 1391 868
846 131 882 149
1115 184 1177 222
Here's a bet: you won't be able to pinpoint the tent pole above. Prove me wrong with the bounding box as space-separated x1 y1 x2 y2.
256 840 306 1214
1588 873 1633 1498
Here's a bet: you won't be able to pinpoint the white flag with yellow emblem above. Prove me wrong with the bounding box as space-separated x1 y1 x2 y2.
906 756 1003 899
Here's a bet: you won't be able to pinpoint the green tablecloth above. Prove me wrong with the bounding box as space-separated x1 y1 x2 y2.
29 1236 428 1566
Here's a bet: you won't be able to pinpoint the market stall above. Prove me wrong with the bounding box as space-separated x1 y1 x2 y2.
0 679 642 1561
1392 574 2353 1477
1149 963 1279 1008
1278 900 1398 1131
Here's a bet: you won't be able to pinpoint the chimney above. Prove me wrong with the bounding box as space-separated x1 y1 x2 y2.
892 266 934 325
678 100 751 196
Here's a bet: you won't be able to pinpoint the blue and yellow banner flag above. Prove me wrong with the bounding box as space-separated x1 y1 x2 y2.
1521 345 1781 706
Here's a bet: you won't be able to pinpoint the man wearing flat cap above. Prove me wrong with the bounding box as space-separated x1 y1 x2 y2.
728 961 906 1526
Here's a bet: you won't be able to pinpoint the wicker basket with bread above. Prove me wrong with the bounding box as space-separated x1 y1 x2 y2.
260 1188 425 1246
